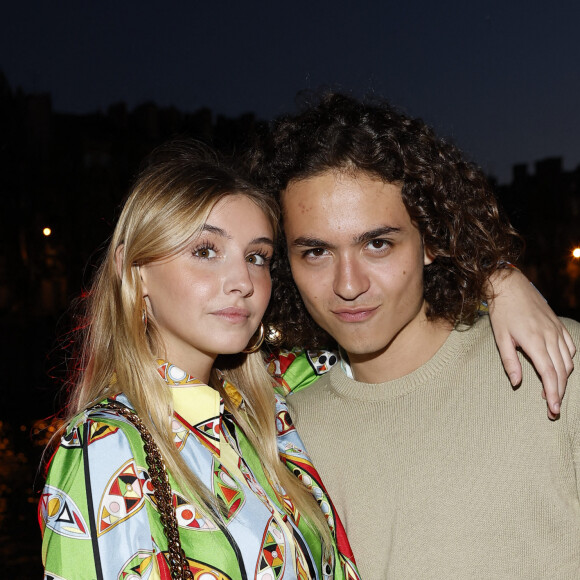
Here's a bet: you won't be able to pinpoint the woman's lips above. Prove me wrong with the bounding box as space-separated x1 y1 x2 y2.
212 307 251 323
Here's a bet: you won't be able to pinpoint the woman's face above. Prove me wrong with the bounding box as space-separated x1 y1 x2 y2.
140 195 274 380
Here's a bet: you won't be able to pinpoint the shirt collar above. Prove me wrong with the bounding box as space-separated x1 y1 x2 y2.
338 346 354 379
156 360 243 457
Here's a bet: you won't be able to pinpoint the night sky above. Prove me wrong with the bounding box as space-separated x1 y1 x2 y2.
3 0 580 183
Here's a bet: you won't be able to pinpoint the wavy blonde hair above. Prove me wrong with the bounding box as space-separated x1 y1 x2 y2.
63 139 330 544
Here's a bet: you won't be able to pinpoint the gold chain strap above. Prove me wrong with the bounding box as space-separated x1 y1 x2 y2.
93 401 193 580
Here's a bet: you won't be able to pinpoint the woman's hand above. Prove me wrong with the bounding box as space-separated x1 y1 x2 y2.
487 268 576 419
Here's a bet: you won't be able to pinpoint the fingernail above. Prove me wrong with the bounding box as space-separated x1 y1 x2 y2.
553 402 560 413
509 373 518 386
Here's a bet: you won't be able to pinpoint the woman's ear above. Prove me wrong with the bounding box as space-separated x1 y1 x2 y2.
116 244 150 297
139 267 148 297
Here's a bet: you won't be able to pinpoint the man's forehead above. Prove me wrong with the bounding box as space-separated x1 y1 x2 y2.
284 170 401 199
281 171 407 226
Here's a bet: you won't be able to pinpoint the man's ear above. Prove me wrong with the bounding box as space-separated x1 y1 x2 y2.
424 244 435 266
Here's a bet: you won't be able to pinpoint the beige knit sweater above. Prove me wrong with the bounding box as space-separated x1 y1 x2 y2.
287 316 580 579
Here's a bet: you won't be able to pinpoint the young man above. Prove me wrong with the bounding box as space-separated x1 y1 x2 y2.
257 94 580 579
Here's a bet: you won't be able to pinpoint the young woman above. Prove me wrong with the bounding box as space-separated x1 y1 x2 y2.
40 138 573 580
39 141 346 580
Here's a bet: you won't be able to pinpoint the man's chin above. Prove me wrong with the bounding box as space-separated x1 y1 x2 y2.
337 338 390 361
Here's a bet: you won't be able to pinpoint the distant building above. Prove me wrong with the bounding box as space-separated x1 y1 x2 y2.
498 158 580 315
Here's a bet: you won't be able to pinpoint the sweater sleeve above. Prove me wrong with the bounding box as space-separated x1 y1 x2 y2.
40 414 162 579
565 367 580 501
561 319 580 501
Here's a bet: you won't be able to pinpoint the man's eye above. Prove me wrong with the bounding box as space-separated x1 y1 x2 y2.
305 248 327 257
368 239 390 250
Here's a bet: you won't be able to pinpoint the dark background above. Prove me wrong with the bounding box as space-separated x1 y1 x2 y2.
0 2 579 577
3 1 580 184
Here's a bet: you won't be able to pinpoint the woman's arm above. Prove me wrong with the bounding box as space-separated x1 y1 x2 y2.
40 416 159 579
487 269 576 419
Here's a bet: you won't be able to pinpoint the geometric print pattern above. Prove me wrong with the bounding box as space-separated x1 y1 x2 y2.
39 485 90 540
173 492 217 531
212 460 245 521
88 421 119 445
256 518 286 580
171 415 190 452
97 459 146 536
156 360 204 387
118 549 155 579
305 350 338 375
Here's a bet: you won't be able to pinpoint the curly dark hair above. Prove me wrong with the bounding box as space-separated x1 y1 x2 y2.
252 92 523 349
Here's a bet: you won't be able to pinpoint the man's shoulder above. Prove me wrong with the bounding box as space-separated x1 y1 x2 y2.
561 317 580 385
467 315 580 372
285 371 334 432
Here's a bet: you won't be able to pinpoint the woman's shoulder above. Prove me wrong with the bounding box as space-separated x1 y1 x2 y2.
45 397 145 483
72 394 139 433
264 347 340 395
41 397 152 531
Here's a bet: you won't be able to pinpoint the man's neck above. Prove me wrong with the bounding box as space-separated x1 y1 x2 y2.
347 317 453 384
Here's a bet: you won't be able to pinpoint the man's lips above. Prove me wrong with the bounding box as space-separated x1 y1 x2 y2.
331 305 379 322
211 307 251 323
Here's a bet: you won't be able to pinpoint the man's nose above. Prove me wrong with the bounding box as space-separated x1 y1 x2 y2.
333 255 370 300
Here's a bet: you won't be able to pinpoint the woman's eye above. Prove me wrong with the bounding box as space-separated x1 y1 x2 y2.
247 253 270 266
193 247 217 259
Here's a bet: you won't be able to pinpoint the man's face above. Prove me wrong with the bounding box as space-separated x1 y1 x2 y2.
282 171 433 365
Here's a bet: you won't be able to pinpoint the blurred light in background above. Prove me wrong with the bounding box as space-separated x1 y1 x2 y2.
43 227 52 237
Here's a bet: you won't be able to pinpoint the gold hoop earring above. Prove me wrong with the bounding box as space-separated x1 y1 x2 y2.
242 322 265 354
141 298 148 331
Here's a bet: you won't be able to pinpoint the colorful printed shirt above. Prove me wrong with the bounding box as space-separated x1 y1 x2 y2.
39 360 353 580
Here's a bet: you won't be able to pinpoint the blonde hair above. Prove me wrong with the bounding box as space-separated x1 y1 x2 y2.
62 140 330 544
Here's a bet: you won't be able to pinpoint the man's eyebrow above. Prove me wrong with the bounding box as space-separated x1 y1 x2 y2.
292 236 335 249
292 227 402 249
354 226 402 244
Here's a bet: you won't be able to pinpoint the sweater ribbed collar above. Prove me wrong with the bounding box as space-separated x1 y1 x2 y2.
329 319 484 402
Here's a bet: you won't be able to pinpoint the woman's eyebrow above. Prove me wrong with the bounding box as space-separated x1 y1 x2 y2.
202 223 230 238
202 224 274 247
251 237 275 247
